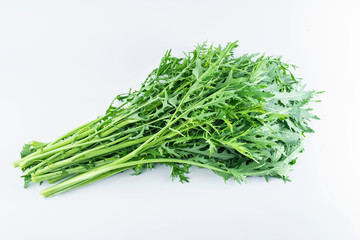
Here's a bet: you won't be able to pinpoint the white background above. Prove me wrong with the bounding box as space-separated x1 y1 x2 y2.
1 0 359 239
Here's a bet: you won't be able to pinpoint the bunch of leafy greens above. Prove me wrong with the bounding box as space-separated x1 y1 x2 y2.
14 41 320 197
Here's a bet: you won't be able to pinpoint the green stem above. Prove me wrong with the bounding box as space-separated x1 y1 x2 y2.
34 128 180 183
32 157 119 183
40 158 229 197
19 123 138 170
17 118 138 168
41 167 133 198
13 116 105 167
31 134 144 176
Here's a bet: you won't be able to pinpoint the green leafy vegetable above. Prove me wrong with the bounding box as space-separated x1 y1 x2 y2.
14 41 320 197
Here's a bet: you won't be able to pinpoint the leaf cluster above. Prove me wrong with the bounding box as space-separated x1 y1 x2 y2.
14 41 320 197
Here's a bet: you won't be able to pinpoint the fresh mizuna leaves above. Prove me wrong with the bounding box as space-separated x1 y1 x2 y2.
20 144 33 158
14 41 320 197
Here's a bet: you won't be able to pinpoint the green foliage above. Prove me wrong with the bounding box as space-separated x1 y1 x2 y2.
14 41 320 197
20 144 33 158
